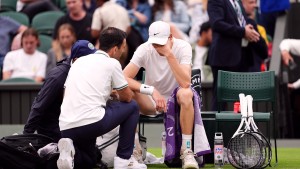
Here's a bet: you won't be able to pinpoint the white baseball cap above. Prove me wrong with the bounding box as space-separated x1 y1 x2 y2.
148 21 170 45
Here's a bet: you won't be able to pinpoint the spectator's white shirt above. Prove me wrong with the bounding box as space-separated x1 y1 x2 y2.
279 39 300 56
59 51 128 130
130 38 192 99
91 1 130 32
3 49 47 79
192 45 213 82
187 2 209 44
279 39 300 89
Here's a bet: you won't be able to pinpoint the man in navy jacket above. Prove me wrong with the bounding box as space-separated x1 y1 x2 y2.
23 40 97 142
207 0 260 110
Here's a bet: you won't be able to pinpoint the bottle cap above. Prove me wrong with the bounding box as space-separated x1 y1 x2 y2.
214 132 223 140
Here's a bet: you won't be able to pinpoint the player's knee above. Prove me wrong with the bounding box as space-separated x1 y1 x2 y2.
177 88 193 104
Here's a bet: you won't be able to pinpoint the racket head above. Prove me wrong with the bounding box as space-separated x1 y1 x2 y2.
227 132 262 168
246 95 272 168
251 131 272 168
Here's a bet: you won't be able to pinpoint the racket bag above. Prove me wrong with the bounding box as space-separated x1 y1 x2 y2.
0 133 55 169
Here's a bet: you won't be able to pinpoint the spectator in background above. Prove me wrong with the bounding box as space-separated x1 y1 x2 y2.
207 0 260 110
53 0 96 44
258 0 290 38
0 16 27 70
91 0 130 68
242 0 268 72
186 0 209 44
91 0 130 39
116 0 152 42
116 0 151 77
2 28 47 82
152 0 190 41
83 0 97 15
17 0 60 22
279 39 300 89
23 40 97 143
192 21 213 82
47 23 76 75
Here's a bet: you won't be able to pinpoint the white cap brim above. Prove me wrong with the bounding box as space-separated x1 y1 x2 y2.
148 36 168 45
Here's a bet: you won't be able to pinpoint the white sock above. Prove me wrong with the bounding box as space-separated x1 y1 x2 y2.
135 133 139 141
134 133 142 153
181 134 192 151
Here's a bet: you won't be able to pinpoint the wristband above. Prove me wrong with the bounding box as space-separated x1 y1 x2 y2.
140 84 154 95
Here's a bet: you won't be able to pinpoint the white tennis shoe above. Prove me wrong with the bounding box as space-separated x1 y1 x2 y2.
57 138 75 169
180 149 199 169
114 156 147 169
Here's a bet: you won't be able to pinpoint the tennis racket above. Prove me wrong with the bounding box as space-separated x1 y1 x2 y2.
227 93 262 169
246 95 272 168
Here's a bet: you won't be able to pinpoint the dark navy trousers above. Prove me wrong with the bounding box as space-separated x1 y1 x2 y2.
61 100 139 169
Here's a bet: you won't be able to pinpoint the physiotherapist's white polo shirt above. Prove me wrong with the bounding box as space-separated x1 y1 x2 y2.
59 51 128 131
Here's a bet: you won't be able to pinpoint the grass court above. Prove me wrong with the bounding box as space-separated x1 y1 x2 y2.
144 148 300 169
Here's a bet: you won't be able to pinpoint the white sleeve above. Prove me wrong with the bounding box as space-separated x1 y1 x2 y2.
130 45 145 68
36 53 47 78
91 9 102 30
2 52 15 72
292 79 300 89
179 42 193 65
279 39 300 56
111 60 128 90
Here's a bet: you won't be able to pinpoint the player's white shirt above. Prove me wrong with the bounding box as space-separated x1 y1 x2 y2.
131 38 192 99
60 51 128 131
3 48 47 79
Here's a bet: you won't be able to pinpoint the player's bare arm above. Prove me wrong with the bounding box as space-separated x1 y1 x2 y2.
116 86 133 102
123 63 142 92
124 62 166 112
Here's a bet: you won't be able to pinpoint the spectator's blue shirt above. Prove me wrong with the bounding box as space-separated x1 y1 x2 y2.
116 0 152 42
153 0 191 33
0 16 20 57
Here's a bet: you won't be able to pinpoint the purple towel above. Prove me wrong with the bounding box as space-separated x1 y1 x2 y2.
164 87 211 161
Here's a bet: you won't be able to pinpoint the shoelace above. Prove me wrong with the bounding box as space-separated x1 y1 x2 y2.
180 151 196 160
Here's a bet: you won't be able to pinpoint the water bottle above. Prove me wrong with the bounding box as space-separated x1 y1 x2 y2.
214 132 224 168
161 131 166 158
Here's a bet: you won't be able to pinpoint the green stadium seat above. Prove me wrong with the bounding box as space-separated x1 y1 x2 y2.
38 34 52 54
0 11 29 26
0 0 18 12
59 0 67 13
1 77 35 83
31 11 64 36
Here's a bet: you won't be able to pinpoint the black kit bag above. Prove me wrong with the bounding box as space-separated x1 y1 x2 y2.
0 133 54 169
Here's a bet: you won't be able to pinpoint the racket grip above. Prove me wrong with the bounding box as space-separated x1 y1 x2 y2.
246 95 254 116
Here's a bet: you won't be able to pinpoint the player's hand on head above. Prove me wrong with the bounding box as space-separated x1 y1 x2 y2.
153 40 172 57
152 89 167 112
